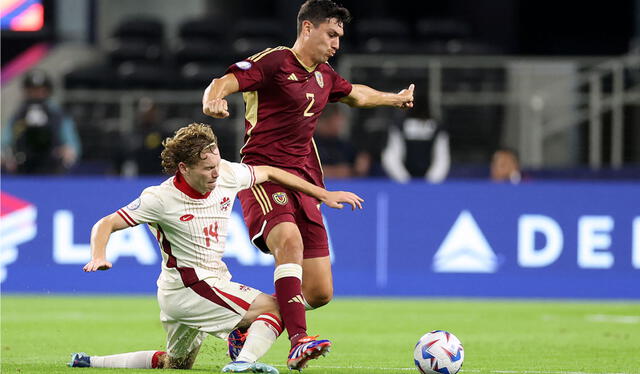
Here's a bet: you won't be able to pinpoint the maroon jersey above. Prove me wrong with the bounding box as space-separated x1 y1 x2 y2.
226 46 353 188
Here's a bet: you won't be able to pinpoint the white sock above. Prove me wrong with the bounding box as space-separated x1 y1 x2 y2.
236 313 283 362
90 350 162 368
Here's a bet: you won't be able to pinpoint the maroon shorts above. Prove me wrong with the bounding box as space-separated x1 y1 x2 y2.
237 182 329 259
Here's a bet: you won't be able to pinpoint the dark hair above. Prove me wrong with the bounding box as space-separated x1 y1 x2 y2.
297 0 351 35
22 69 52 90
161 123 218 175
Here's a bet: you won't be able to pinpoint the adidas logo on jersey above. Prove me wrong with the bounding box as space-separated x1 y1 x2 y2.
288 295 305 304
433 210 499 273
288 73 298 81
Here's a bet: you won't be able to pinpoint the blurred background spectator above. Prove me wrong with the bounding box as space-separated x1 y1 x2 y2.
1 69 81 174
490 148 522 184
381 93 450 183
124 97 169 176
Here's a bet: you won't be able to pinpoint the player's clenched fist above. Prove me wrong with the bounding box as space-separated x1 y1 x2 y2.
397 83 414 108
203 98 230 118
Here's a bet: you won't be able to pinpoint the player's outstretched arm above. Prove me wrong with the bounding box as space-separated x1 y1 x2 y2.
83 213 129 272
202 73 240 118
253 165 364 210
340 83 414 109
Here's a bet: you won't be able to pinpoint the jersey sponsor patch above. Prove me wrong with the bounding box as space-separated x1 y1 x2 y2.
180 214 194 222
235 61 252 70
127 198 141 210
314 71 324 88
272 192 288 205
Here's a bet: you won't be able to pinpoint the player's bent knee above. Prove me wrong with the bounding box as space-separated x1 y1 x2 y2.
305 289 333 308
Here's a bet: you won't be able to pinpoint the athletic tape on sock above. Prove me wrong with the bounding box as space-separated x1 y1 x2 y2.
274 263 302 282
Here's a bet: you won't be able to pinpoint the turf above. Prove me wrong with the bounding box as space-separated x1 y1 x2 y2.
1 296 639 373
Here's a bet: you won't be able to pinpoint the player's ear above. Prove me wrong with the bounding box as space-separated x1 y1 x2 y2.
302 20 313 37
178 162 189 174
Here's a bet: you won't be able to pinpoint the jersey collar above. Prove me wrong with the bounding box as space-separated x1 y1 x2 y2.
287 47 318 73
173 172 211 199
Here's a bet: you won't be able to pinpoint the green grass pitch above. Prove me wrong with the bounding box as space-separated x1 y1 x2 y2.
1 296 639 373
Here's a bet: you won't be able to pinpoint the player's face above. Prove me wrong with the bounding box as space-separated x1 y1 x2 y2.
308 18 343 64
184 148 221 194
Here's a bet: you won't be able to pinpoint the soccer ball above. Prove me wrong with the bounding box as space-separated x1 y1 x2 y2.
413 330 464 374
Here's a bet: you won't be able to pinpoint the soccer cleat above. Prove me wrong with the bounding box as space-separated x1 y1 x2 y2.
287 335 331 371
227 328 248 361
68 352 91 367
221 361 279 373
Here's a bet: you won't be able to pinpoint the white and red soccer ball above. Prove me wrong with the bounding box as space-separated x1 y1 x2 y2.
413 330 464 374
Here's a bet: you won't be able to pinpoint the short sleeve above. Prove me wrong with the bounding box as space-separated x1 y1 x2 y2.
225 161 256 191
226 50 281 92
328 70 353 102
117 187 163 227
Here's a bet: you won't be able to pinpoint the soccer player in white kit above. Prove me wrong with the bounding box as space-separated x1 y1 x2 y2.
68 123 363 373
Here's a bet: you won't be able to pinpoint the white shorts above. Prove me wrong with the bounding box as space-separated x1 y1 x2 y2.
157 278 262 358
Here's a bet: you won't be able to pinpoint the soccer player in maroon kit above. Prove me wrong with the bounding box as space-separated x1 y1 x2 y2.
202 0 414 369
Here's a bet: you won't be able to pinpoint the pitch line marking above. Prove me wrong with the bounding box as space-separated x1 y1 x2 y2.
272 365 633 374
585 314 640 324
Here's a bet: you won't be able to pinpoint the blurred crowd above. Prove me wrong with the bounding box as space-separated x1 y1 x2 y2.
2 69 525 184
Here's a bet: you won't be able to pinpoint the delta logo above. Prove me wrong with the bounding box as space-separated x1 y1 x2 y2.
0 192 37 283
432 210 499 273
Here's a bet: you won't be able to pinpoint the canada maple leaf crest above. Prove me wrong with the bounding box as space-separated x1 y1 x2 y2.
220 196 231 211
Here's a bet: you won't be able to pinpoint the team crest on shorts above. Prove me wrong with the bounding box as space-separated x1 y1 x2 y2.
220 196 231 211
272 192 288 205
315 71 324 88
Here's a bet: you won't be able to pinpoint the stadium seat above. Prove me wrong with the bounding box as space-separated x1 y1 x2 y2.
173 39 228 65
230 19 287 57
414 18 472 42
355 18 413 53
112 16 164 41
116 61 175 89
174 17 233 64
178 17 228 40
177 61 227 89
106 38 163 65
64 63 119 89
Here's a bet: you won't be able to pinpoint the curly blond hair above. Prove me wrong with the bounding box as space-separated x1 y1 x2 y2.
161 123 218 175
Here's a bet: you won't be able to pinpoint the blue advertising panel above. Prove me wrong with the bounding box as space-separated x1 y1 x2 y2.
1 177 638 298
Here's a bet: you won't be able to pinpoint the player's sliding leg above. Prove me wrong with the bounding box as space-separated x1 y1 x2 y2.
224 294 283 373
233 313 282 362
222 313 282 374
68 350 166 368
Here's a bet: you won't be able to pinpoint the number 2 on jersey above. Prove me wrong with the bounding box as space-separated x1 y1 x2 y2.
303 93 315 117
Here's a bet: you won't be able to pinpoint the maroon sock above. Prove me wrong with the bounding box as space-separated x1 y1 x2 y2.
274 276 307 347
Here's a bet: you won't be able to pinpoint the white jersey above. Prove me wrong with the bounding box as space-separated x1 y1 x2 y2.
117 160 256 290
